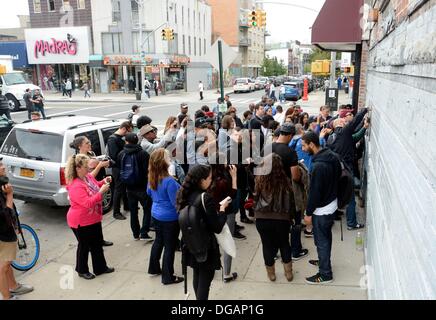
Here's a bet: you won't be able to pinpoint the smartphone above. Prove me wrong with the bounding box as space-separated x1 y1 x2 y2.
219 196 232 206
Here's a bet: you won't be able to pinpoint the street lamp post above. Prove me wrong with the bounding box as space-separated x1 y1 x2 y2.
136 0 147 100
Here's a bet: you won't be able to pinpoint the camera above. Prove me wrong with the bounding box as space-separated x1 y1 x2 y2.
95 155 109 161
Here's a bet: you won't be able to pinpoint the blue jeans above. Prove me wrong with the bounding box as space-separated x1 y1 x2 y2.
346 187 357 227
312 214 335 278
148 218 180 284
127 190 151 238
290 211 303 256
34 105 46 119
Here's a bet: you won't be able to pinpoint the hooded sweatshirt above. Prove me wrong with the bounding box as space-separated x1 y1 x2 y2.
117 143 149 191
306 148 342 216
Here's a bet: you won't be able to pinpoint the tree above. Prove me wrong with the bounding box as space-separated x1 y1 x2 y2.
309 48 342 63
260 57 287 76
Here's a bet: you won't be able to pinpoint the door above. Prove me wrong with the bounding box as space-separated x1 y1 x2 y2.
100 70 109 93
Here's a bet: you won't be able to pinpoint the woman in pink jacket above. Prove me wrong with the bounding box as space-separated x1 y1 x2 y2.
65 154 114 280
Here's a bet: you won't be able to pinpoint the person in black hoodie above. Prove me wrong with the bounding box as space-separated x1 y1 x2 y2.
117 133 152 241
302 131 341 285
107 121 133 220
176 165 229 300
327 107 367 230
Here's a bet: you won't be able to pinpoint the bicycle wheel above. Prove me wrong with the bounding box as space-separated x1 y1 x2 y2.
12 224 40 271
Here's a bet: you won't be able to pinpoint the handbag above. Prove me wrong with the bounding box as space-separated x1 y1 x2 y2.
200 193 236 258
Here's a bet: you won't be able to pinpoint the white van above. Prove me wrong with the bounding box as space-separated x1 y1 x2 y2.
0 71 42 112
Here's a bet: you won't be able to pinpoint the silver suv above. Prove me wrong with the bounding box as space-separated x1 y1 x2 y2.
0 115 121 213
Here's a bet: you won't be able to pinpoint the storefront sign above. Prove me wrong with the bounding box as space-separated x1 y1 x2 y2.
25 27 90 64
151 67 160 73
169 68 182 72
104 55 143 66
171 55 190 65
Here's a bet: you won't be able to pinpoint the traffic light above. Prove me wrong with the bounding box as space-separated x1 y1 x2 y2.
161 29 167 40
167 29 175 40
344 67 351 73
250 10 258 27
258 10 267 27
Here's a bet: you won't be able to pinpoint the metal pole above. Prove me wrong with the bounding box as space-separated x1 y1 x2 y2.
138 0 147 100
218 40 225 101
330 51 337 89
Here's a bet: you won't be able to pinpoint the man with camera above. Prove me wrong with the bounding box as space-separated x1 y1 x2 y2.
0 158 33 300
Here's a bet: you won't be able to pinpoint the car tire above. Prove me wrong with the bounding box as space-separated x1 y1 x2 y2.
6 95 20 112
102 179 114 215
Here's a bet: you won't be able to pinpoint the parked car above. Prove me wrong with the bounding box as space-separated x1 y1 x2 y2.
0 115 14 146
233 78 255 93
0 115 121 213
255 77 268 90
283 81 303 101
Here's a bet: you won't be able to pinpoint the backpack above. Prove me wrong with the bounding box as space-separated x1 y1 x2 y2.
178 193 211 263
336 156 354 209
292 161 310 213
119 152 140 185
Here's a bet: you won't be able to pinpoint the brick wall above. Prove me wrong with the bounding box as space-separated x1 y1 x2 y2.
28 0 93 42
208 0 238 46
365 0 436 299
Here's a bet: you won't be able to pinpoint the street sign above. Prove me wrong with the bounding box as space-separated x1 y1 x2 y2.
204 38 238 71
325 88 339 111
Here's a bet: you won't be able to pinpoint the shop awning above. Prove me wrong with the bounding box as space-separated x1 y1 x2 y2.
311 0 364 51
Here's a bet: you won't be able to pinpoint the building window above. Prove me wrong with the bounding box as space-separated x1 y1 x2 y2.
62 0 70 10
198 12 201 31
112 0 121 23
199 38 201 56
33 0 41 13
102 33 123 54
204 13 206 32
204 39 206 55
174 3 177 24
194 36 196 56
188 9 190 28
168 34 178 54
188 36 191 55
77 0 86 9
193 10 196 30
182 6 184 25
183 35 186 54
131 0 139 26
166 0 169 22
47 0 55 11
132 32 155 53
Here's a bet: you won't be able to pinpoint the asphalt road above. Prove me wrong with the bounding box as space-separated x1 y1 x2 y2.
9 90 267 127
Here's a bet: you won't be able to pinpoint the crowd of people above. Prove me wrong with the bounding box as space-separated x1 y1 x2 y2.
0 91 370 300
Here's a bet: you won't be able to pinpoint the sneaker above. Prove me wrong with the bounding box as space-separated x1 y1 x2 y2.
8 295 19 300
309 259 319 267
133 237 140 241
223 272 238 283
347 223 365 231
95 267 115 276
304 229 314 238
240 217 254 224
233 231 247 240
9 283 34 295
163 276 184 285
140 234 154 242
235 224 245 231
78 272 96 280
305 273 333 285
113 213 126 220
292 249 309 261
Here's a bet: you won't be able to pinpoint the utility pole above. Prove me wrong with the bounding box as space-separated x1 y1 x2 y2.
330 51 337 88
218 40 225 101
137 0 147 100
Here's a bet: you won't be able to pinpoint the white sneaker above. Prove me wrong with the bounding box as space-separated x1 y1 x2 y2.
9 283 33 295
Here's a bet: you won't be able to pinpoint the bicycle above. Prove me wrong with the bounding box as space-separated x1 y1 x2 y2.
11 209 40 271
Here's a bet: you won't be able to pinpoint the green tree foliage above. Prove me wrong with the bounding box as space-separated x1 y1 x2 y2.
309 48 342 63
260 57 287 76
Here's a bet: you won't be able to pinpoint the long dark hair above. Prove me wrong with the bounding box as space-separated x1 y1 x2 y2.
255 153 292 196
176 165 211 211
69 136 87 153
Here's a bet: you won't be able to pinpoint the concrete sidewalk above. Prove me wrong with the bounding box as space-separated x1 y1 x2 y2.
14 204 367 300
43 87 234 104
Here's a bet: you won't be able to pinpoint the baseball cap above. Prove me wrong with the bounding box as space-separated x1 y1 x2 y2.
205 111 215 118
139 124 157 136
280 122 296 135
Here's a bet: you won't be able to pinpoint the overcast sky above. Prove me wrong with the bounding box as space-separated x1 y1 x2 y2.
0 0 325 43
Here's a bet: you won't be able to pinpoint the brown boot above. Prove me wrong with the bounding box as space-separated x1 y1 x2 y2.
283 261 294 281
265 265 276 282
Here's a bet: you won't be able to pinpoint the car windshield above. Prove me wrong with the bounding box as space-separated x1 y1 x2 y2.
3 73 28 86
236 79 248 83
1 129 63 163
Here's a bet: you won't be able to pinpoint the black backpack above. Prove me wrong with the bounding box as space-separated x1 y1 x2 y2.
120 153 140 186
336 156 354 209
178 193 210 263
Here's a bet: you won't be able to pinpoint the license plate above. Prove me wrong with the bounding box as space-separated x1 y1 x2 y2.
20 168 35 178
